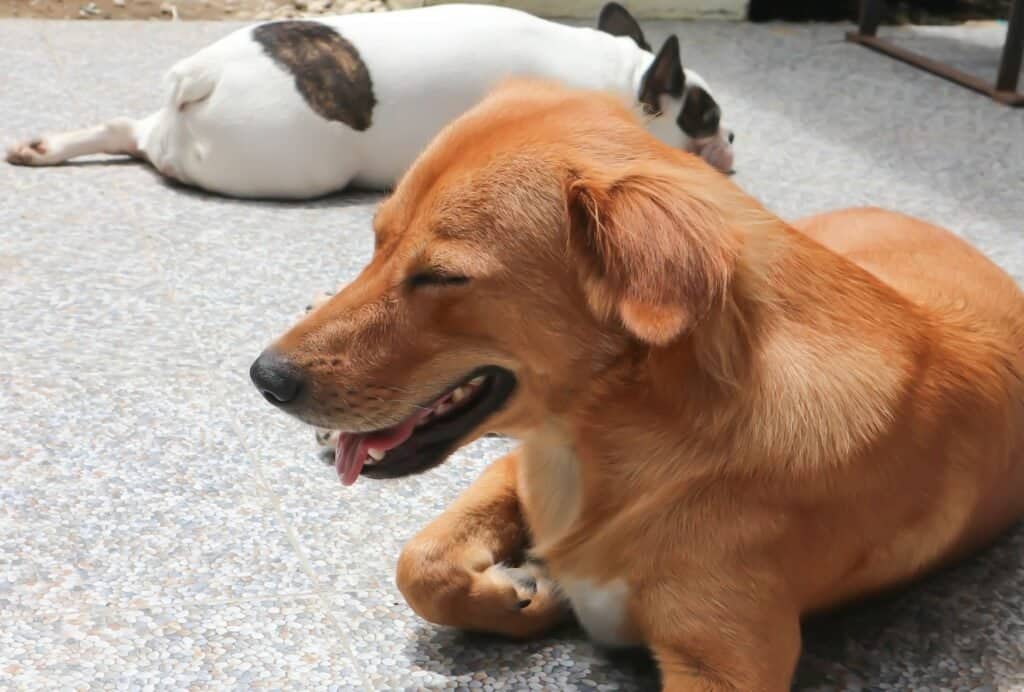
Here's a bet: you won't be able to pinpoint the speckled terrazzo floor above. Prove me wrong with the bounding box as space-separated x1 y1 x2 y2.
1 16 1023 691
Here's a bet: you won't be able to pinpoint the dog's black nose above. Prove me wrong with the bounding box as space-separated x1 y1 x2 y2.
728 131 735 144
250 349 306 406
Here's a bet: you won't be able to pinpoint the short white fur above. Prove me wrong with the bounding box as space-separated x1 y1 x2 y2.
561 578 637 647
6 4 732 199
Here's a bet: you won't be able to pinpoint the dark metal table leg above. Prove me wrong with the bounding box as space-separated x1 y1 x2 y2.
857 0 883 37
846 0 1024 106
995 0 1023 98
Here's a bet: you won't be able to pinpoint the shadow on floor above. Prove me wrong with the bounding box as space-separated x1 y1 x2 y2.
49 154 387 210
795 521 1024 688
407 619 662 688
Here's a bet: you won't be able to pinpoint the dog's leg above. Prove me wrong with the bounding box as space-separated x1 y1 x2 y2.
647 598 801 692
396 450 569 639
6 117 145 166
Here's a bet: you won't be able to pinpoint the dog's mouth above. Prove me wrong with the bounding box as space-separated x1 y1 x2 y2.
333 366 517 486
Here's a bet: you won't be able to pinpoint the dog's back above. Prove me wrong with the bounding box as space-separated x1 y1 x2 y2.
795 207 1024 568
796 207 1024 338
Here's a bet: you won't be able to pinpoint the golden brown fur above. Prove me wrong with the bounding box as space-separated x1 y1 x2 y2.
262 80 1024 690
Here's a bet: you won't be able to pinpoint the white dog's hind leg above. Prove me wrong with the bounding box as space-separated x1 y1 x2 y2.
6 116 146 166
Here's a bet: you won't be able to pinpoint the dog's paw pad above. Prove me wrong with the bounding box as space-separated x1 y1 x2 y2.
6 138 49 166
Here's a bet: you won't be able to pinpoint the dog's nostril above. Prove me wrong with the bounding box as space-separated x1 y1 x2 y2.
262 390 291 405
249 349 306 406
728 131 735 144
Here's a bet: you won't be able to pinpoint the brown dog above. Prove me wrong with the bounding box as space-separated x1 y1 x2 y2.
250 79 1024 690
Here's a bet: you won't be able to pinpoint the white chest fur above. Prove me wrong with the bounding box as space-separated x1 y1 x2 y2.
519 427 583 551
560 578 637 647
519 428 638 648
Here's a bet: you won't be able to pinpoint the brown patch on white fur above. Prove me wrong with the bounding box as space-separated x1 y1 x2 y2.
252 21 376 132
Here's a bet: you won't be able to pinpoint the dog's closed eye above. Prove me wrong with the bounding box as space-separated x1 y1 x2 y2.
406 270 471 290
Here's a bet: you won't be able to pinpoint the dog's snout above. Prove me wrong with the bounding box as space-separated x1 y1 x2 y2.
250 349 306 406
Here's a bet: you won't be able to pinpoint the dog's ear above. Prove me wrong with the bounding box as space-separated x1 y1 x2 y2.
597 2 651 51
567 165 738 345
639 35 684 115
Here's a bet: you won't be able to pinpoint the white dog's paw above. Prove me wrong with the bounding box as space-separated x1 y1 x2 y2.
6 138 53 166
315 427 339 452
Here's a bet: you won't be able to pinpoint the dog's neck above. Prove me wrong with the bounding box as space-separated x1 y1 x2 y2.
519 210 930 566
696 222 920 468
572 214 922 481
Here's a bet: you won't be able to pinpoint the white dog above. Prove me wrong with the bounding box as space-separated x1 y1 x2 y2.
6 3 734 199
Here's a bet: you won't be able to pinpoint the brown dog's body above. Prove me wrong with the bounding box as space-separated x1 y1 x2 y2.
253 81 1024 690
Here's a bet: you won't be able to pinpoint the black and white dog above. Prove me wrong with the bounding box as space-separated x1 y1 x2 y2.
6 3 734 199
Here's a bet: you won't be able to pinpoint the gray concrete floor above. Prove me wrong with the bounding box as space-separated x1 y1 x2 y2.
1 16 1023 691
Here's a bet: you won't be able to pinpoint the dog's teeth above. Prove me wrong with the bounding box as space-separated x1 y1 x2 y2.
470 376 485 387
452 386 467 403
367 448 386 462
436 402 451 416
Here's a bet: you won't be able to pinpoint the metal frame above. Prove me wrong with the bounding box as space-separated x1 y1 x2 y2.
846 0 1024 107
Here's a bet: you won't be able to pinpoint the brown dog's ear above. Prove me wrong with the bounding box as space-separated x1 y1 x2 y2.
568 165 738 345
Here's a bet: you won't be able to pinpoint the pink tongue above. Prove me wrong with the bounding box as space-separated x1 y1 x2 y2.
334 410 429 486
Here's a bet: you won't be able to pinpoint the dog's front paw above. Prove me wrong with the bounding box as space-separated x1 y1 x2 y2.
487 559 568 629
315 427 339 447
315 427 339 461
6 138 51 166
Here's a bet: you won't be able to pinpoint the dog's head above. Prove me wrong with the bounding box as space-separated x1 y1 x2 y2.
597 2 735 173
251 80 744 485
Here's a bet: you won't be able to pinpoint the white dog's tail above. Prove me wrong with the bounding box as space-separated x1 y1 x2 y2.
123 53 224 178
164 55 220 112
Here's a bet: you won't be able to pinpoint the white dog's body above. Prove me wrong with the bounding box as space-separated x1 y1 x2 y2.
7 4 733 199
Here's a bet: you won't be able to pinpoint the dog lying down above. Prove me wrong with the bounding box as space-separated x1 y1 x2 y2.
250 80 1024 690
5 2 733 199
